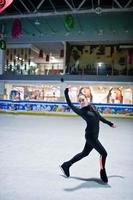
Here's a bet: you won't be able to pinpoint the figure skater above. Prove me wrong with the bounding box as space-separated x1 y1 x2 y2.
60 88 116 183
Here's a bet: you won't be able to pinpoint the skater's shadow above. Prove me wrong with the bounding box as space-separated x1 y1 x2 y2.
63 175 124 192
63 176 110 192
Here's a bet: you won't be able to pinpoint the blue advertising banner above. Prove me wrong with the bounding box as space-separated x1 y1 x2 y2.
0 100 133 118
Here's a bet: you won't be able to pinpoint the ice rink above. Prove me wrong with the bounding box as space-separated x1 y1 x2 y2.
0 114 133 200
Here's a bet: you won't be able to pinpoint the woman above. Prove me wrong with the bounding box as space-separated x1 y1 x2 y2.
60 88 116 183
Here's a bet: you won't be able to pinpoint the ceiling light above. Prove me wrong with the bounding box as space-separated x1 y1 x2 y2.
112 30 116 33
35 19 40 25
125 30 129 33
65 32 70 36
97 29 104 35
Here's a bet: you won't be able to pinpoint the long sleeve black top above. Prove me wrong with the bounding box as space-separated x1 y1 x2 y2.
65 90 113 139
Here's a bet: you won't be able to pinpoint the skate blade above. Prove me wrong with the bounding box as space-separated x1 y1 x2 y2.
59 165 69 178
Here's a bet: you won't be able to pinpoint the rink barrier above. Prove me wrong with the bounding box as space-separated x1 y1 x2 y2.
0 100 133 119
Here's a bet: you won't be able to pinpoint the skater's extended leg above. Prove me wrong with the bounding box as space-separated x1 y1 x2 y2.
60 142 93 177
90 139 108 183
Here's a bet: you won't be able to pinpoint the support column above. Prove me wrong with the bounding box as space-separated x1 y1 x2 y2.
0 49 5 75
0 82 4 99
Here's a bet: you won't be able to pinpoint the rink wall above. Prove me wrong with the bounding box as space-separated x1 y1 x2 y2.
0 100 133 119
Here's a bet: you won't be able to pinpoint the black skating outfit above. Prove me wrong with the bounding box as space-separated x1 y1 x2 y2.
61 89 113 183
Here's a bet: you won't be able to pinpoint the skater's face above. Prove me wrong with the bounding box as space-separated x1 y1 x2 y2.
78 95 88 107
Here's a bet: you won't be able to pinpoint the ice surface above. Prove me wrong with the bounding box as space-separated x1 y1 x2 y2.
0 114 133 200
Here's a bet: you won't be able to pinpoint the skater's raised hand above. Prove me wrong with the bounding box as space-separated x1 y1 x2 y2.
64 88 69 94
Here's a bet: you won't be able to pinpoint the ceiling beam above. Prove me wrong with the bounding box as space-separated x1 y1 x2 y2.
27 0 36 10
64 0 74 11
113 0 122 8
19 0 31 13
49 0 56 12
124 0 133 8
12 4 22 14
77 0 87 10
1 7 133 20
91 0 94 9
98 0 100 7
71 0 76 9
34 0 46 13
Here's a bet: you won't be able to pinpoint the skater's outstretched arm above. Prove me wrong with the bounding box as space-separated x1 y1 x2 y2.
99 114 116 127
64 88 82 116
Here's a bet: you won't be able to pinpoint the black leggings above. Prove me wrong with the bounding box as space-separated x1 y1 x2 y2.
68 139 107 169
